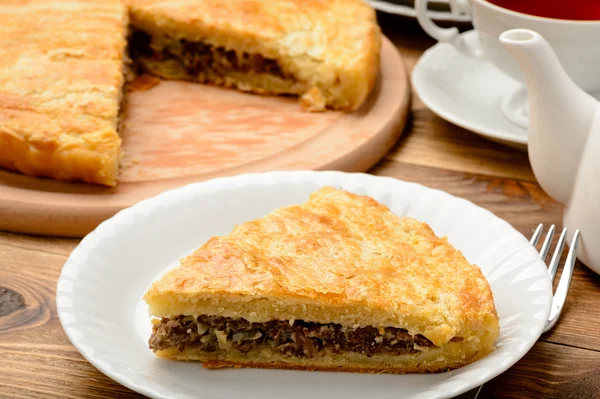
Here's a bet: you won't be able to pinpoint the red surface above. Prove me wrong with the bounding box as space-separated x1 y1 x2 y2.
488 0 600 21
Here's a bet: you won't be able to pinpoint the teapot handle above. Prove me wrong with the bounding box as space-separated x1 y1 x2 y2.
415 0 483 58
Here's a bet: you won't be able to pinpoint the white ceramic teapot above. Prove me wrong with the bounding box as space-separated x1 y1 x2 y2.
499 29 600 274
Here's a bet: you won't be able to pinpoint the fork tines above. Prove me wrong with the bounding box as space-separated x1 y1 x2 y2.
530 224 580 333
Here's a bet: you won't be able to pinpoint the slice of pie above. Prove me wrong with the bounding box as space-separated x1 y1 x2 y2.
144 187 500 373
126 0 381 111
0 0 128 186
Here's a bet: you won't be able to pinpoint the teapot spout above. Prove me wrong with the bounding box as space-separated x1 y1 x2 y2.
500 29 598 205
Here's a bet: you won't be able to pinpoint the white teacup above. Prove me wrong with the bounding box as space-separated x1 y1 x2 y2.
415 0 600 93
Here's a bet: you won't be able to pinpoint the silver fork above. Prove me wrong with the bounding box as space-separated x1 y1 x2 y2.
463 223 581 399
529 223 581 332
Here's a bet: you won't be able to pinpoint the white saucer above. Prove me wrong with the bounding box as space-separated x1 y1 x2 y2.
368 0 471 22
412 30 528 149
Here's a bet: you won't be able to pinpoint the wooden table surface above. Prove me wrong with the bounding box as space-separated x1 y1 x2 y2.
1 13 599 399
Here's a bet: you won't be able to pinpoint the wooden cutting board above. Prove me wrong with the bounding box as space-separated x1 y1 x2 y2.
0 37 410 237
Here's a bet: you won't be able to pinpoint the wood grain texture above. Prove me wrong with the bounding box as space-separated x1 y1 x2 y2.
0 36 410 238
385 108 536 181
2 10 600 399
0 288 25 317
479 341 600 399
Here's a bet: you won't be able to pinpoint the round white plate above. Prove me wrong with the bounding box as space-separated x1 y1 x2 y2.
368 0 472 22
56 171 552 399
412 30 528 149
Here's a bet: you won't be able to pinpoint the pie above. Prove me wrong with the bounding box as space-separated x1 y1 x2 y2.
0 0 380 186
144 187 500 373
127 0 381 111
0 0 128 186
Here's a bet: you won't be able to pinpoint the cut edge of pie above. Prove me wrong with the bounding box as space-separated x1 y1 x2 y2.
152 337 495 374
126 0 381 112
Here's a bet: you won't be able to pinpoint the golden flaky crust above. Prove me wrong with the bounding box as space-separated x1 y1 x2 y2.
145 187 500 364
127 0 381 111
0 0 128 186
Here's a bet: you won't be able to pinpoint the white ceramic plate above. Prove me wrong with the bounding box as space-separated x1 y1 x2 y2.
368 0 472 22
56 171 552 399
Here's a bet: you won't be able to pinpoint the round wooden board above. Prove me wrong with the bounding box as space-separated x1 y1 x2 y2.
0 37 410 237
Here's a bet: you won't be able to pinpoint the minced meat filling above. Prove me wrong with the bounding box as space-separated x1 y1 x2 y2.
128 29 289 79
149 315 436 358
